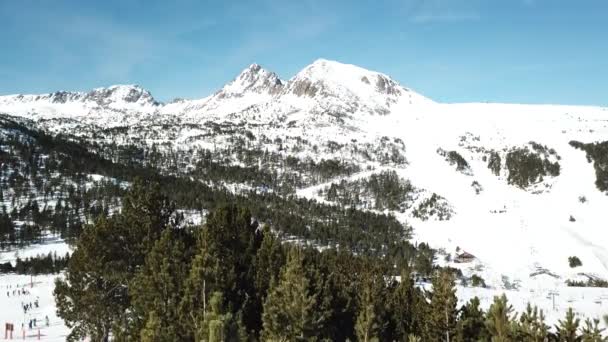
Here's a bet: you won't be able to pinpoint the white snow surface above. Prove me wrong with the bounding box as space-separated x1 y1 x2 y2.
0 239 72 341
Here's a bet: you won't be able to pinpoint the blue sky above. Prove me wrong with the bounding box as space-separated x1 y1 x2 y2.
0 0 606 105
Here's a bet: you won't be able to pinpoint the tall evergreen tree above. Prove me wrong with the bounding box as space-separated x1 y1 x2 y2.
555 308 581 342
580 318 606 342
261 247 326 341
427 269 458 342
486 294 516 342
515 303 549 342
408 335 422 342
355 265 388 342
390 266 427 340
197 292 242 342
54 179 174 341
179 205 262 339
254 226 285 303
456 297 489 342
318 248 361 341
130 229 192 340
139 311 163 342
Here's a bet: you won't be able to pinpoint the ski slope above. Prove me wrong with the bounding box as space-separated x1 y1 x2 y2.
0 239 71 341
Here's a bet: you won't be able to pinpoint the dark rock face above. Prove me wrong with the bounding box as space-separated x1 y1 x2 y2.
49 91 83 104
241 65 283 95
83 86 157 106
375 76 401 96
50 91 70 104
290 79 319 97
219 64 284 99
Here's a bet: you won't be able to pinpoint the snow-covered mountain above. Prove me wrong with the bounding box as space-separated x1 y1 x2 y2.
0 85 159 119
2 59 608 324
0 59 431 124
162 63 285 117
279 58 432 114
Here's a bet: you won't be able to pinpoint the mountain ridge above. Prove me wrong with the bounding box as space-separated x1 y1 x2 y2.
0 59 433 121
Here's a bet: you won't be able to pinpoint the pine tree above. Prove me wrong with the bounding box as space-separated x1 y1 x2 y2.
254 226 285 303
197 292 241 342
555 308 581 342
139 311 162 342
54 179 174 341
179 205 262 339
179 247 211 338
261 247 325 341
456 297 489 342
486 294 516 342
318 248 361 341
356 276 382 342
54 216 129 342
427 269 458 342
355 261 390 342
516 303 549 342
390 266 426 340
408 334 422 342
130 229 191 340
580 318 606 342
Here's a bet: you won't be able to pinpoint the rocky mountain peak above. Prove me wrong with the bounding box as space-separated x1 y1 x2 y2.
219 63 284 98
84 85 159 106
278 59 432 115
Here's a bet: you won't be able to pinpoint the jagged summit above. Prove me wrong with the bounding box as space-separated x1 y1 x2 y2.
84 84 159 106
0 84 159 107
0 84 160 121
219 63 284 97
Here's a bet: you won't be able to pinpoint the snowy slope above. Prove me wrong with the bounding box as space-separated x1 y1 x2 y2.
1 59 608 325
0 239 72 341
161 63 284 118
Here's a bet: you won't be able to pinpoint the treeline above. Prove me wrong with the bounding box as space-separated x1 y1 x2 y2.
189 148 361 195
570 140 608 192
505 146 560 189
0 252 70 274
54 181 608 341
319 171 415 212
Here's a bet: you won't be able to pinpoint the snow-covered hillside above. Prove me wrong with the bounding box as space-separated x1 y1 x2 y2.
1 59 608 325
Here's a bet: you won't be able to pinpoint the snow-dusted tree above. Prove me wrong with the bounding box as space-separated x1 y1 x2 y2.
485 294 516 342
555 308 580 342
515 303 549 342
580 318 606 342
